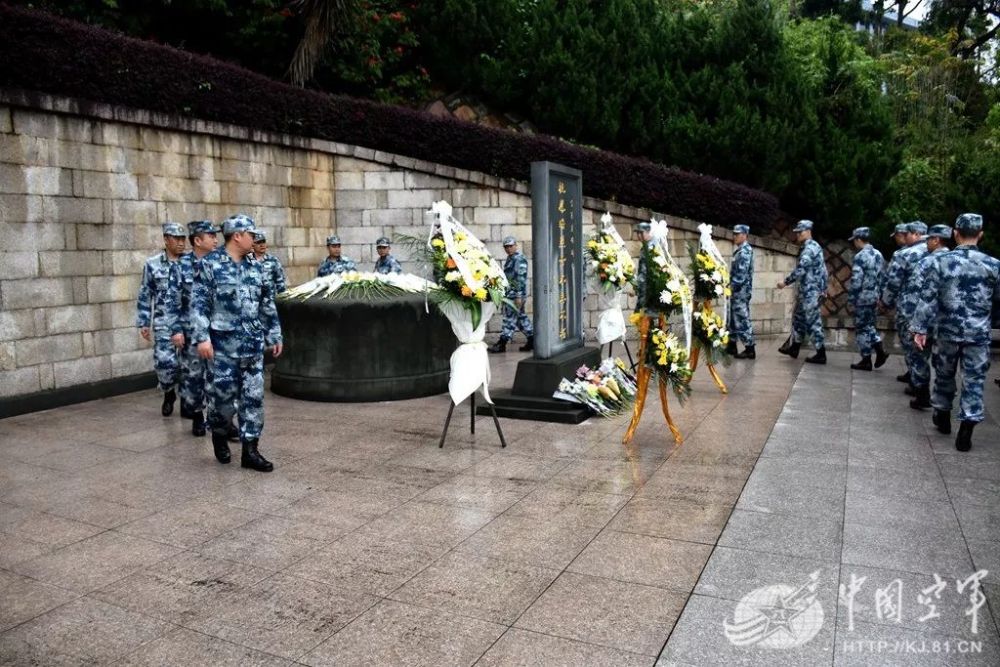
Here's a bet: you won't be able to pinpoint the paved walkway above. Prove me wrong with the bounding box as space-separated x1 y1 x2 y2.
0 344 997 665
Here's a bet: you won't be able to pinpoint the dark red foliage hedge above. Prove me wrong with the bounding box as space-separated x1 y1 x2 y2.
0 4 779 230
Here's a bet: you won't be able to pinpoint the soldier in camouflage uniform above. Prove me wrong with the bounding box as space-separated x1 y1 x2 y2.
912 213 1000 451
847 227 889 371
880 221 928 388
136 222 186 416
192 214 283 472
778 220 829 364
317 235 356 276
728 224 755 359
489 236 534 353
906 224 952 410
251 230 287 294
373 236 403 274
173 220 219 436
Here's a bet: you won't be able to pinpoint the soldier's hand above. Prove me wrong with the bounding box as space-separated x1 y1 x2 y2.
139 327 151 341
197 340 214 360
776 281 784 289
272 343 283 358
514 298 523 309
171 333 185 348
914 333 927 351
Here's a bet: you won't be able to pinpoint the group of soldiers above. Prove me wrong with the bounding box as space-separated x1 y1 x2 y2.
135 222 416 471
776 214 999 452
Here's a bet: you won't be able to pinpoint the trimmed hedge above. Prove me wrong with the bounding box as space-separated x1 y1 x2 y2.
0 4 779 230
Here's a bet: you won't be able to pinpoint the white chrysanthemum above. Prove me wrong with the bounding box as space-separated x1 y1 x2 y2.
652 255 668 268
714 284 724 296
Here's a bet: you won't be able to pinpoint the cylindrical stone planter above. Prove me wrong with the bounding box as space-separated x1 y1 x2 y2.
272 294 456 401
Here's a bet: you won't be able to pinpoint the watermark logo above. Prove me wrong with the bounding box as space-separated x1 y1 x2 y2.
724 570 824 649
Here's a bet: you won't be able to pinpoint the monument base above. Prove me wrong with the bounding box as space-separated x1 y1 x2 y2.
479 346 601 423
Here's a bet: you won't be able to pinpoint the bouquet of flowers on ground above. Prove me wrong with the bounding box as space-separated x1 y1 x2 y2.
427 205 507 330
587 229 635 292
553 357 638 417
692 304 732 366
280 271 436 301
646 327 693 402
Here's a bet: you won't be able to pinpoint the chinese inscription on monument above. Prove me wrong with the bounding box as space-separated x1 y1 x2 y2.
530 161 583 359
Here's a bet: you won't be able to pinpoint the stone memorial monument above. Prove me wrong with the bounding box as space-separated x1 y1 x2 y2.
486 161 601 423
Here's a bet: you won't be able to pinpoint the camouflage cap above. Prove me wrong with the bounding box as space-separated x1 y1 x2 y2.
375 236 391 247
222 214 256 235
907 221 928 235
891 223 908 237
633 222 651 233
848 227 870 241
927 224 952 239
162 222 186 237
733 224 750 235
251 230 268 242
792 219 814 233
954 213 983 233
326 235 341 246
502 236 517 246
187 220 217 236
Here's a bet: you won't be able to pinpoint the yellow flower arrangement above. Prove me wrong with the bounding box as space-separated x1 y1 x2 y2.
689 247 732 301
691 303 732 365
646 327 693 402
586 232 635 290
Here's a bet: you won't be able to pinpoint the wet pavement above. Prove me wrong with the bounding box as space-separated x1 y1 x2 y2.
1 342 998 665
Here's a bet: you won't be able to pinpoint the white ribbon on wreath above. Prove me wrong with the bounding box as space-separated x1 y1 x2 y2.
650 218 693 355
592 212 630 344
697 222 730 328
427 201 506 405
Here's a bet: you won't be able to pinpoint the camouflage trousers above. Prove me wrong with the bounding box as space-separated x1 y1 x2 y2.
500 300 533 341
152 333 181 391
910 336 934 389
791 294 825 349
207 354 265 444
729 297 754 345
896 314 918 373
853 304 881 356
179 341 211 413
932 341 992 423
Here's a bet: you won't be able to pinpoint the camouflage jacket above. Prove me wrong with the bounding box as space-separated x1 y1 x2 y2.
317 257 356 277
880 240 927 310
730 241 754 301
784 239 828 295
848 244 884 307
135 252 179 333
374 255 402 275
258 253 287 294
171 251 209 338
190 249 282 357
504 251 530 298
910 244 1000 344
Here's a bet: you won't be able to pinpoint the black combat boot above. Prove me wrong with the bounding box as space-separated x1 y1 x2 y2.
725 339 738 356
909 384 931 410
211 430 231 463
735 345 756 360
955 421 975 452
805 348 826 364
241 439 274 472
191 411 207 437
873 342 889 369
778 335 793 354
161 389 176 417
519 336 534 352
227 421 240 443
180 402 195 419
781 341 801 359
896 371 910 384
487 339 507 354
932 409 951 434
850 356 872 371
904 384 916 396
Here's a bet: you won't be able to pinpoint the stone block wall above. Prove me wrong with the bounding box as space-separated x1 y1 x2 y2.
0 92 799 400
